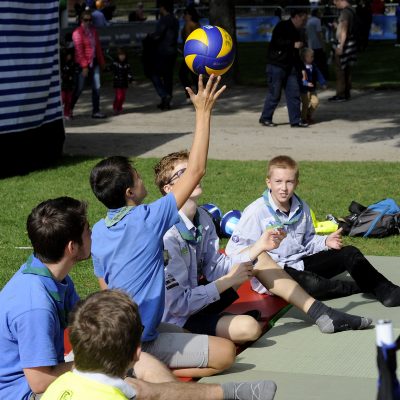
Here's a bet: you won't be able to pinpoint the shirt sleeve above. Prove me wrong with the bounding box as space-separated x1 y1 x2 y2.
147 193 180 236
164 234 220 319
225 208 262 256
14 309 60 368
302 206 328 254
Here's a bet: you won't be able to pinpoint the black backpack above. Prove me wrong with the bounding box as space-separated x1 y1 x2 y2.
339 198 400 238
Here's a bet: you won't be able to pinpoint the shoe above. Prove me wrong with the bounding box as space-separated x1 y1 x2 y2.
157 96 172 111
374 282 400 307
92 112 107 119
291 121 309 128
259 118 277 127
394 43 400 47
328 95 348 102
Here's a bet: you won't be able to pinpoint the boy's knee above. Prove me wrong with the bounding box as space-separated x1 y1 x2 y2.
209 337 236 370
236 316 262 342
341 245 362 258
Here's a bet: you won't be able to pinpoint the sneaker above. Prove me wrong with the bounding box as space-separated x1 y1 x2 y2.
394 43 400 47
92 112 107 119
259 118 277 127
328 95 347 102
291 121 309 128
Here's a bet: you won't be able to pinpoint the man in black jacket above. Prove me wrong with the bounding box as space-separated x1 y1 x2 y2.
259 9 308 128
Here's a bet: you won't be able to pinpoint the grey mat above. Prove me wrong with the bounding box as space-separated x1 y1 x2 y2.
200 256 400 400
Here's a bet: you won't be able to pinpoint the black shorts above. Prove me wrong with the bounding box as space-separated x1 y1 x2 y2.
183 287 239 336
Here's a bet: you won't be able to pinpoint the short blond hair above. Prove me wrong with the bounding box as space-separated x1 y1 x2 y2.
154 150 189 195
267 155 299 180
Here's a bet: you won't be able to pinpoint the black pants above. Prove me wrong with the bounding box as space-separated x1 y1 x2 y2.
302 245 389 293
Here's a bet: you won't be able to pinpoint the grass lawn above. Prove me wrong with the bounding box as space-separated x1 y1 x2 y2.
0 157 399 297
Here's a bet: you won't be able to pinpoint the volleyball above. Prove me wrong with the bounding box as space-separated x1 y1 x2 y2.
220 209 242 238
183 25 235 76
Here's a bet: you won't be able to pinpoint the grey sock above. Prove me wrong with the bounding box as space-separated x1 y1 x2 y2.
307 300 372 333
222 380 277 400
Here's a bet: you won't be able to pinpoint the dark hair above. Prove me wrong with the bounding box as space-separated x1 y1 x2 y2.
117 47 127 56
90 156 135 209
154 150 189 195
69 290 142 377
184 5 200 23
290 8 308 18
159 0 173 13
27 197 87 263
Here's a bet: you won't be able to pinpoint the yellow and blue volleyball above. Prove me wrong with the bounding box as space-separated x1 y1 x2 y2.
184 25 235 76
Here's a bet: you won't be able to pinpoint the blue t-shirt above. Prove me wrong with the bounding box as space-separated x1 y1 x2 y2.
0 255 79 400
91 193 179 342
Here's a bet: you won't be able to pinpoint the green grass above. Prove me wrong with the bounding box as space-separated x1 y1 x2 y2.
1 157 399 297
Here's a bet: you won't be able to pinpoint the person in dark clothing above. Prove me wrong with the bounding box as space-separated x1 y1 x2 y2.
259 8 309 128
149 0 179 110
61 49 77 120
107 48 133 115
178 5 200 100
356 0 372 51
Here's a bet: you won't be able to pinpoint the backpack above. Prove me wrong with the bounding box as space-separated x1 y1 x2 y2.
339 198 400 238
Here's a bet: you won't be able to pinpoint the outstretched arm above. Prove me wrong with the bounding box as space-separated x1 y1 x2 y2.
171 74 226 209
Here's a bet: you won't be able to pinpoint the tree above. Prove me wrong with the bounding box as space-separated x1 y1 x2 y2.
208 0 239 82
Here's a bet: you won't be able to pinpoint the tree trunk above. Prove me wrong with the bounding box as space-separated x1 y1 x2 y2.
208 0 238 83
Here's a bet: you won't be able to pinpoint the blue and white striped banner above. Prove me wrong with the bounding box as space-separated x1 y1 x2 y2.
0 1 63 134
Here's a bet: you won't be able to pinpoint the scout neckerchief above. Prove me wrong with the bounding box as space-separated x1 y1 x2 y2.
105 206 135 227
175 211 203 245
262 189 304 228
22 254 69 328
175 211 204 281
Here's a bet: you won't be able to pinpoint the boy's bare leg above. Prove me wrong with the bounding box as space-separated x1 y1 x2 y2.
171 336 236 378
253 253 372 333
133 352 177 383
216 315 262 344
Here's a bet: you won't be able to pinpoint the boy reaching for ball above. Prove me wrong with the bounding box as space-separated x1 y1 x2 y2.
90 75 240 378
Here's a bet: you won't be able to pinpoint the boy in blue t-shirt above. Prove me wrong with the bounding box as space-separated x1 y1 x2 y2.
0 197 90 399
90 75 238 378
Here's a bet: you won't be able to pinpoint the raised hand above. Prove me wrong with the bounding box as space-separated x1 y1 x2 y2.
186 74 226 113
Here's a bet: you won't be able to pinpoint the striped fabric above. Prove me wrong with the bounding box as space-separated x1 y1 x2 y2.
0 1 63 134
340 38 357 70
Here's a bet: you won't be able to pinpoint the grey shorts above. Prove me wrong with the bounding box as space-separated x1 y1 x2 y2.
141 323 209 369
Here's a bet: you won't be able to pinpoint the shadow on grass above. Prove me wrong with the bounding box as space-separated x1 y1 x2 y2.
64 132 189 157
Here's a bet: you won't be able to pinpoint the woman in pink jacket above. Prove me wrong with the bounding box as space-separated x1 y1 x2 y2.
72 10 106 118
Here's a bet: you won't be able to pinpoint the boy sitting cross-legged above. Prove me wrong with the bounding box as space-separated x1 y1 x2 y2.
155 151 372 336
42 290 278 400
90 75 237 378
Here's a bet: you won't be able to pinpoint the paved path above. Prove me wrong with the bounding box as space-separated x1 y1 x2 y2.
64 83 400 161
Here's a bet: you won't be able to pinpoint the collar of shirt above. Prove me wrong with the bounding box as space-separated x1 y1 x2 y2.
22 254 69 327
176 210 202 244
305 63 313 70
267 190 303 223
73 369 136 399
